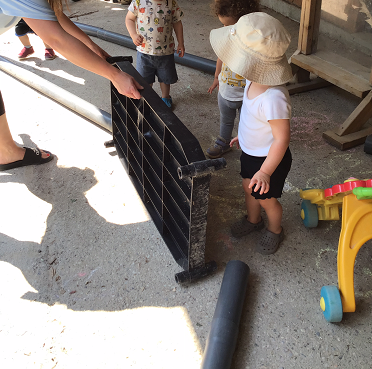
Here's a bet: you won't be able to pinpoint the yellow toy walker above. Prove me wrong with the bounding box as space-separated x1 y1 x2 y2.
300 178 372 322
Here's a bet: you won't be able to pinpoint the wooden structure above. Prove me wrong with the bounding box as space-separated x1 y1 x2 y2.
288 0 372 150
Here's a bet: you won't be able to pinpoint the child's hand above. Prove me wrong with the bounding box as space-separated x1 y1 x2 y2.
208 78 219 94
132 34 144 46
249 170 270 195
177 43 185 57
230 136 239 149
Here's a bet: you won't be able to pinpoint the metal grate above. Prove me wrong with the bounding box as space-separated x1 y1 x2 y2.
108 57 225 283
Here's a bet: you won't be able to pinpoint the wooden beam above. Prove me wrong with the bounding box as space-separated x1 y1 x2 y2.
287 77 331 95
291 53 372 98
323 126 372 150
336 90 372 136
298 0 322 55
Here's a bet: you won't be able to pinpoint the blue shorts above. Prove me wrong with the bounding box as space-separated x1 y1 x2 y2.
136 51 178 85
240 148 292 200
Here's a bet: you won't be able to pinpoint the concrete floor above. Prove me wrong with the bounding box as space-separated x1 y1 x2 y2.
1 1 372 368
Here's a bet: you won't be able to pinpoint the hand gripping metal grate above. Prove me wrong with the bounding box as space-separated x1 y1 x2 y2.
107 57 226 283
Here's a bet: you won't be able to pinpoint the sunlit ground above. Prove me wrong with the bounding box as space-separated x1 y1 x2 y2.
0 262 202 368
0 28 202 365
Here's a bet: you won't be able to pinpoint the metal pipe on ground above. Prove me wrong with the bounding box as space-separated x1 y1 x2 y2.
0 55 112 132
74 22 217 75
201 260 250 369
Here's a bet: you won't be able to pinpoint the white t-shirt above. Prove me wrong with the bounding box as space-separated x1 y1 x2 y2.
218 62 246 101
128 0 183 56
238 81 291 157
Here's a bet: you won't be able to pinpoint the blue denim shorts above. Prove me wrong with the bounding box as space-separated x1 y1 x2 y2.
136 51 178 85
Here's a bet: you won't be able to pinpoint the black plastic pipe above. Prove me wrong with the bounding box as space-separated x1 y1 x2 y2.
201 260 250 369
178 158 227 179
74 22 217 75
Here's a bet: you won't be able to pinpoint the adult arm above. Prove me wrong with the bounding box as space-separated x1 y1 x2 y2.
208 58 222 93
249 118 290 194
55 11 110 59
173 20 184 57
23 18 142 99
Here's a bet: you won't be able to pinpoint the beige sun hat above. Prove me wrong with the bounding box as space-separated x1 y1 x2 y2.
210 12 293 86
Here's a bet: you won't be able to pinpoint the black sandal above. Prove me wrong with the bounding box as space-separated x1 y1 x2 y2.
0 147 54 172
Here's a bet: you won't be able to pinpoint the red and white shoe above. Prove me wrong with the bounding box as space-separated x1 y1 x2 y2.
45 48 56 60
18 46 34 60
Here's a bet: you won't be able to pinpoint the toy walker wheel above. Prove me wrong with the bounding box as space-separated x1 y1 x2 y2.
320 286 343 323
300 200 318 228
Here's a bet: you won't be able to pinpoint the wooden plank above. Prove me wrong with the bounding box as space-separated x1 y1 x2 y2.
287 77 331 95
298 0 322 55
291 53 372 98
370 67 372 85
315 50 371 82
323 126 372 150
336 90 372 136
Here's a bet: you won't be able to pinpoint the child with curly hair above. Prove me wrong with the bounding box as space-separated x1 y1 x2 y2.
206 0 259 158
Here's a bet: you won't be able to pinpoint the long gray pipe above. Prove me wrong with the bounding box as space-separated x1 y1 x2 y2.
74 22 217 75
0 55 112 132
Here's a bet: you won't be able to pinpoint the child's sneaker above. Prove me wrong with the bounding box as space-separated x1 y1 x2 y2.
45 48 56 60
206 136 232 158
18 46 34 60
162 96 172 108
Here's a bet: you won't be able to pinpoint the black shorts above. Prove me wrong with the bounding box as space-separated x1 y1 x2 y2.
0 91 5 116
15 19 35 37
240 148 292 200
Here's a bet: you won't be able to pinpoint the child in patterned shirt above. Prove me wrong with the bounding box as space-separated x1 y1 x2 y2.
126 0 185 108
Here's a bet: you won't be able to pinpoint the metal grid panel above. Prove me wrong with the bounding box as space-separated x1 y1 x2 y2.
110 59 222 283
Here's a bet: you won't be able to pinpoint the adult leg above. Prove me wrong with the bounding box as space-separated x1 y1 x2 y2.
0 92 51 166
0 114 25 165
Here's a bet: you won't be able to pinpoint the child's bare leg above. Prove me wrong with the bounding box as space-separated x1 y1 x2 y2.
159 82 170 98
242 178 261 223
259 197 283 234
19 35 31 47
43 42 52 49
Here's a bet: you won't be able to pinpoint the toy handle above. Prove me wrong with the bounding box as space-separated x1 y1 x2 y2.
353 187 372 200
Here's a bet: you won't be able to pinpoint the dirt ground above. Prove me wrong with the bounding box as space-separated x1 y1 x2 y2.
1 0 372 368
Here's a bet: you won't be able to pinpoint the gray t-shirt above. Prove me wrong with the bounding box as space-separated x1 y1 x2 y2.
0 0 57 35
